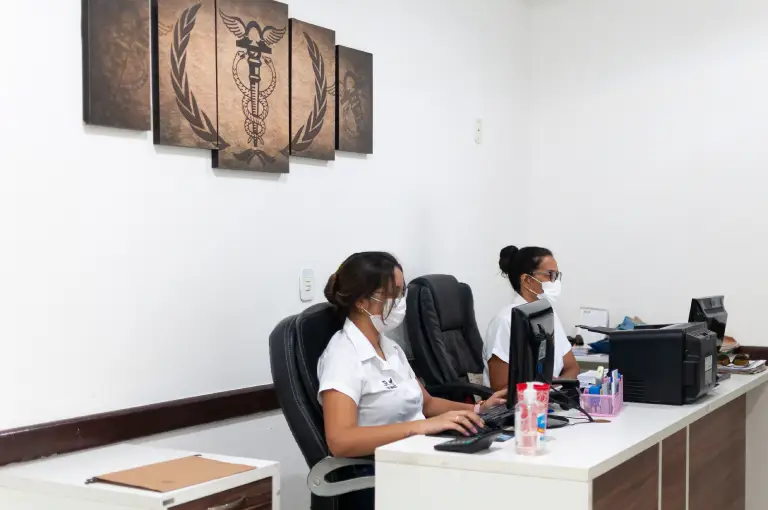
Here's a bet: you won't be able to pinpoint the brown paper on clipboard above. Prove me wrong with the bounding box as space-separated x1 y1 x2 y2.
89 456 256 493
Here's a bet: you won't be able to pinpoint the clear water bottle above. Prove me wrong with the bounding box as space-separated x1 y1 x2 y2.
515 383 545 456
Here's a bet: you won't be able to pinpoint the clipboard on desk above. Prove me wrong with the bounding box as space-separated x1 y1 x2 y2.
85 456 256 493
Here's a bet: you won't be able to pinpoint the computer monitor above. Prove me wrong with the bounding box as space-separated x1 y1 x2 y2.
506 300 555 410
688 296 727 349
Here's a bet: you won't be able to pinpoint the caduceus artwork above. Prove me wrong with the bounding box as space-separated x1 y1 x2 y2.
336 46 373 154
214 0 289 172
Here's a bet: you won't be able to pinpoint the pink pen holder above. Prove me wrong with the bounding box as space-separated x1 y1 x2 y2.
580 380 624 418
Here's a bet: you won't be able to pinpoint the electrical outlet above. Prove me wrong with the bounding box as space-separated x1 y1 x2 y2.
300 268 314 302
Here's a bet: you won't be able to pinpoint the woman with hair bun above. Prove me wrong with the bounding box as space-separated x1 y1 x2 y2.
318 252 508 461
483 246 579 392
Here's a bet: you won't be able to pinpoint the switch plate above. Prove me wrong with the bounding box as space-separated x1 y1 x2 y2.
300 268 314 302
475 118 482 145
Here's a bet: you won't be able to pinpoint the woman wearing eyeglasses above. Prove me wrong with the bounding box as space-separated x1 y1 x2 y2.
319 252 507 462
483 245 580 392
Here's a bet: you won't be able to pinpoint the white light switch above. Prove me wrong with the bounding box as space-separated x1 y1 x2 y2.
475 118 483 145
300 268 315 302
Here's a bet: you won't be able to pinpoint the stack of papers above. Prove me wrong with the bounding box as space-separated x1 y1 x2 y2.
571 346 590 356
718 359 767 375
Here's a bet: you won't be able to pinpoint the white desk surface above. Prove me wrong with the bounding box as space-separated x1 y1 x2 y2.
0 444 278 509
376 371 768 482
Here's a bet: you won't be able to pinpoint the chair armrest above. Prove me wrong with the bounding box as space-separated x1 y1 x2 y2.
427 381 494 400
307 456 375 497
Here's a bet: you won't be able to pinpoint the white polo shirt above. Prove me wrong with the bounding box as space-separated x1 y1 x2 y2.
317 319 425 427
482 292 572 386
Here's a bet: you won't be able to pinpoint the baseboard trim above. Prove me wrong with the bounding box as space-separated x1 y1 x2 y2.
0 385 279 467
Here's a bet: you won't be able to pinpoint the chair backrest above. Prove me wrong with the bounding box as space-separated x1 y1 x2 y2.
269 303 343 469
406 275 485 387
270 304 376 510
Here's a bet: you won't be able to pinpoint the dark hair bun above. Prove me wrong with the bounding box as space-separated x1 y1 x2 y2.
499 245 519 275
324 273 339 305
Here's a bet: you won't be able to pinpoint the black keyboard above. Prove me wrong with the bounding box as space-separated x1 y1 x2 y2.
430 406 569 438
480 406 570 432
430 406 513 438
479 405 515 428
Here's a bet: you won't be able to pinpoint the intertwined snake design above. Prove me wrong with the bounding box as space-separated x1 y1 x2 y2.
231 52 277 147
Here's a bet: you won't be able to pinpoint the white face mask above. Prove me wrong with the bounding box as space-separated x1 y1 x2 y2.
365 292 407 333
536 279 562 304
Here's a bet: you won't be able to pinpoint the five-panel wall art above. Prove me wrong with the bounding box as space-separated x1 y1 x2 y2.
82 0 373 173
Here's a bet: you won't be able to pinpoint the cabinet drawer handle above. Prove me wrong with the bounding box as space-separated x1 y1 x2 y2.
208 496 246 510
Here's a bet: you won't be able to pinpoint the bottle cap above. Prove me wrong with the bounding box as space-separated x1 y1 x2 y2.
523 384 537 405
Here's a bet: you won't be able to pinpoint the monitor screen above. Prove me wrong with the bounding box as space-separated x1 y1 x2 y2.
689 296 727 348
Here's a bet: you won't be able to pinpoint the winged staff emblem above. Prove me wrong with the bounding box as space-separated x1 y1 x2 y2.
219 11 286 48
219 9 286 148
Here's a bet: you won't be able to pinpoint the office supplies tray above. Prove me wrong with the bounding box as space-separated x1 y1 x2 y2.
580 380 624 418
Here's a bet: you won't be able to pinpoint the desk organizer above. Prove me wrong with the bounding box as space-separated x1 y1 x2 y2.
580 380 624 418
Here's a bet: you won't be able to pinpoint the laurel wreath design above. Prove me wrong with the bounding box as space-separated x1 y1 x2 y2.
289 32 328 155
170 3 230 150
168 5 329 168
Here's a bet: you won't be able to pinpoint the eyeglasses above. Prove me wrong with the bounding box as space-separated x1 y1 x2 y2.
371 285 406 301
370 289 407 317
531 270 563 283
718 352 750 367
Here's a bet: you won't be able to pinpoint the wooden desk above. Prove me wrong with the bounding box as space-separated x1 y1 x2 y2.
376 372 768 510
0 444 279 510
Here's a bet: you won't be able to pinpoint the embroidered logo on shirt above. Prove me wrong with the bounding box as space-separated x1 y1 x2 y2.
382 378 398 390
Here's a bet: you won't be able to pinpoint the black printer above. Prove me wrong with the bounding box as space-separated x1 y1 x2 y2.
581 323 717 405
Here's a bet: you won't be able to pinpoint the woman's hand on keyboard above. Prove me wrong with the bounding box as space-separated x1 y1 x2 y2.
479 388 508 413
417 410 486 436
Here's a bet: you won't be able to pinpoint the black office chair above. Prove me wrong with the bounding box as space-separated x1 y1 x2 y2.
406 274 494 403
269 303 375 510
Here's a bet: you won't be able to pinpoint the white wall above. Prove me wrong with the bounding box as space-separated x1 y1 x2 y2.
0 0 530 430
0 0 530 506
528 0 768 342
11 0 765 505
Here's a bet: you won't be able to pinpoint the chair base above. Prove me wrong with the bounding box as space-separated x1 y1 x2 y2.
311 489 374 510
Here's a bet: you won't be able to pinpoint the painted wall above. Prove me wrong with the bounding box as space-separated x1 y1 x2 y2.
0 0 530 506
528 0 768 341
0 0 530 430
9 0 764 506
